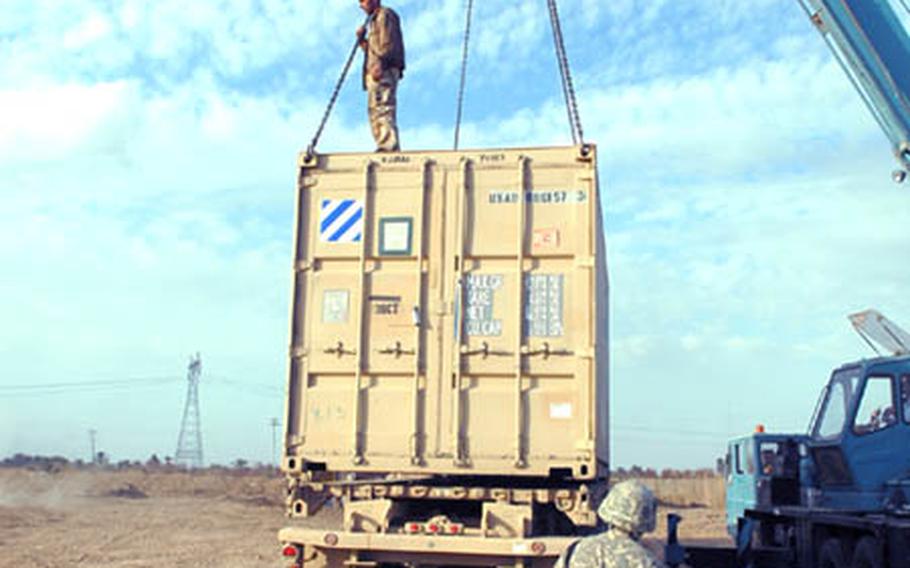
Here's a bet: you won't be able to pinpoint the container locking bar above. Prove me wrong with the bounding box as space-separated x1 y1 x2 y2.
408 159 431 466
451 158 471 468
514 156 530 470
350 160 374 466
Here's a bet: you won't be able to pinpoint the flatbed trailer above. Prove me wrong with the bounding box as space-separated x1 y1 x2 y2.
280 527 573 567
674 505 910 568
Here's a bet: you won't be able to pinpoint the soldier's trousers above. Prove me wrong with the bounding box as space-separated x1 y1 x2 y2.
366 69 401 152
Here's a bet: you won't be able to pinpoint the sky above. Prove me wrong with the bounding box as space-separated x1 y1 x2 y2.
1 0 909 469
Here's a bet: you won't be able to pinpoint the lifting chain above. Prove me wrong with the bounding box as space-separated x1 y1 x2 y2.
453 0 475 150
452 0 585 148
305 13 374 162
308 2 585 155
546 0 585 145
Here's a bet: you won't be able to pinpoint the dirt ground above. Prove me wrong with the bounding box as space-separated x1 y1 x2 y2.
0 469 729 567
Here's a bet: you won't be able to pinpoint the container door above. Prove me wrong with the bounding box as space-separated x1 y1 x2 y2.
291 160 440 467
443 152 596 472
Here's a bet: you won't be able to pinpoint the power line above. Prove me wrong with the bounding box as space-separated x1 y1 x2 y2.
613 424 738 439
0 375 282 399
0 380 184 399
208 375 283 397
0 376 182 391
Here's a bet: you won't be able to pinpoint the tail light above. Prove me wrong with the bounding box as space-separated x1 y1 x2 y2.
425 522 440 534
405 522 422 534
282 544 298 557
447 523 463 535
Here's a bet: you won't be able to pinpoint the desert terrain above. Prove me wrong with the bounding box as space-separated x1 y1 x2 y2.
0 468 728 567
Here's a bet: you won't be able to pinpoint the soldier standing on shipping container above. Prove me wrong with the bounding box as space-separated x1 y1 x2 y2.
356 0 405 152
554 480 665 568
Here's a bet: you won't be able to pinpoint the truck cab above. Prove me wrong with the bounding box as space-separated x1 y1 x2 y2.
724 355 910 533
708 354 910 568
724 310 910 526
724 432 806 537
805 355 910 512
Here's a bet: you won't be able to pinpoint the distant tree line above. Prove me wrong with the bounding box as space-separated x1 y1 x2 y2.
2 453 721 479
611 466 720 479
0 453 278 475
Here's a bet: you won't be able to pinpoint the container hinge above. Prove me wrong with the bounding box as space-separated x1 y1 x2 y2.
576 348 595 359
575 256 596 268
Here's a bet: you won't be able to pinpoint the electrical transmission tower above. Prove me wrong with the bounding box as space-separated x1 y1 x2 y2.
270 417 280 467
175 353 204 468
89 429 97 465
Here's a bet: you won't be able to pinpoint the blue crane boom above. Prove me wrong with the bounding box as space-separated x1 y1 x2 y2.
799 0 910 181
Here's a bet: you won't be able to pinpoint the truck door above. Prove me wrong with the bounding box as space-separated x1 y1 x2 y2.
844 373 906 496
725 438 757 537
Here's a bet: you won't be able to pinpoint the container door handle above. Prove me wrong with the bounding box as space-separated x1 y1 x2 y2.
323 341 356 357
459 342 512 359
521 342 573 359
376 341 415 358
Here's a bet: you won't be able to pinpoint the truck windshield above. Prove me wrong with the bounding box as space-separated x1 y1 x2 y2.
811 368 862 441
892 0 910 37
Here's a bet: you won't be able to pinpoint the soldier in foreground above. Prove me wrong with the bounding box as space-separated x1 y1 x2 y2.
356 0 405 152
554 480 665 568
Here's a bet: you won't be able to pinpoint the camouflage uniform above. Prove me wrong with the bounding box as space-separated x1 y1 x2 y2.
361 6 405 152
554 480 665 568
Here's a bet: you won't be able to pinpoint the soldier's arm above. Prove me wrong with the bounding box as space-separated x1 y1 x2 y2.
642 553 667 568
356 23 367 51
369 10 394 65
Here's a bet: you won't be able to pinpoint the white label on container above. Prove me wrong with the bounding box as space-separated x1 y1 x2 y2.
384 222 408 251
322 290 349 323
464 274 503 337
380 218 412 255
525 274 564 337
550 402 573 420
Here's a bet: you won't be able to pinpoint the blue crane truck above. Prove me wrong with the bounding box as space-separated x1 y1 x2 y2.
667 0 910 564
667 310 910 568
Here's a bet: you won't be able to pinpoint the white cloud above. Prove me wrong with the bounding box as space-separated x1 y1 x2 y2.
0 81 137 163
62 11 112 49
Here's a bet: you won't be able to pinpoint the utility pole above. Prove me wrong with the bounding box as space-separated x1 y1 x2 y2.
89 429 97 465
270 417 280 467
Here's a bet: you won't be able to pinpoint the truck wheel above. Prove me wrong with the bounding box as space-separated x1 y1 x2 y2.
818 538 847 568
850 536 883 568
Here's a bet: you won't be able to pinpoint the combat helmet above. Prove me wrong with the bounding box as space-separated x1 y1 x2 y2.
598 480 657 538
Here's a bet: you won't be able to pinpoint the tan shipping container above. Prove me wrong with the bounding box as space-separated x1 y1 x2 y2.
283 144 608 482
